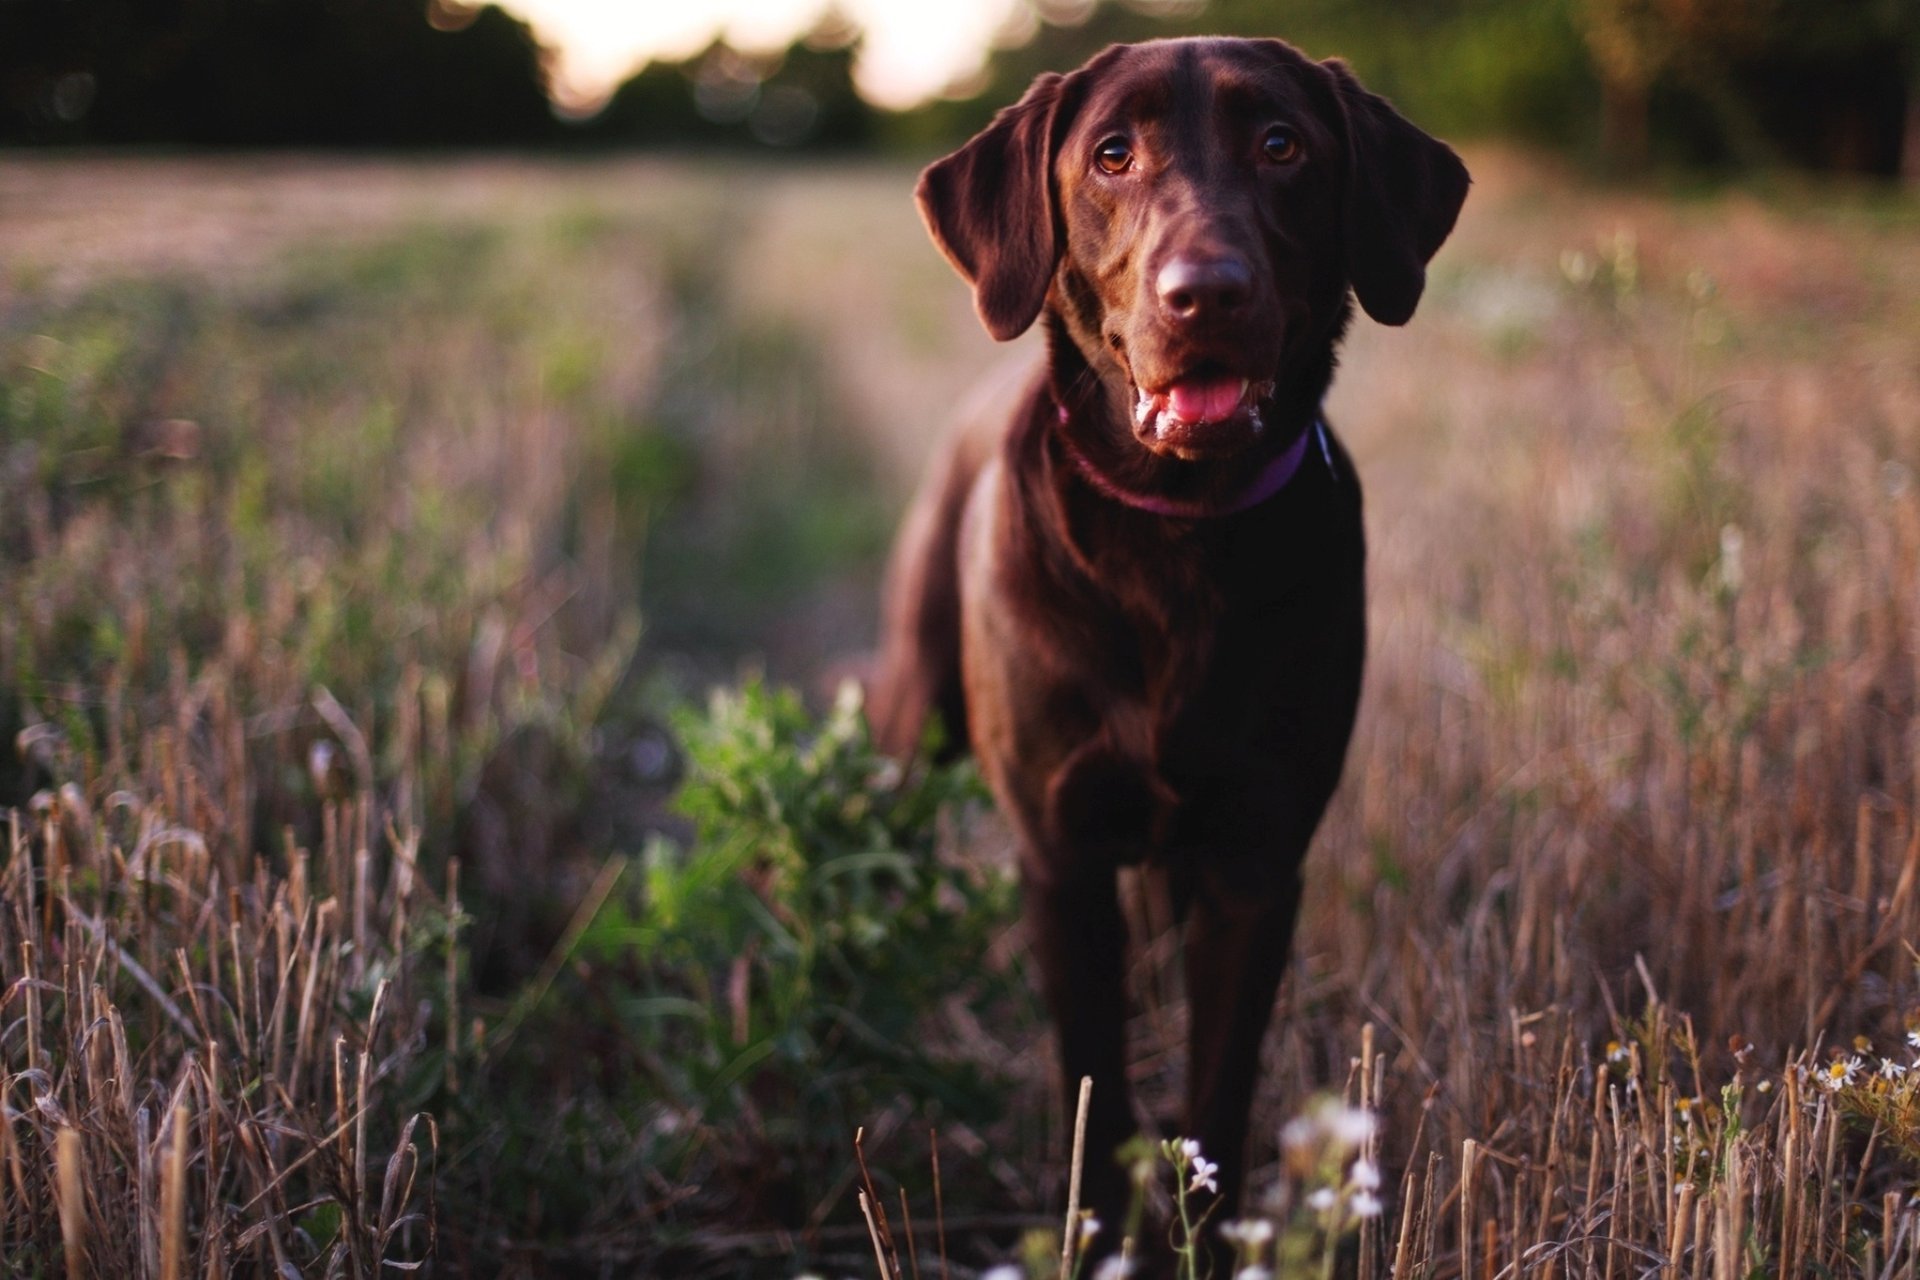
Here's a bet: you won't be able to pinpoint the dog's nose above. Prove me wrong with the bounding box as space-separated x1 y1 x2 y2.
1156 256 1253 322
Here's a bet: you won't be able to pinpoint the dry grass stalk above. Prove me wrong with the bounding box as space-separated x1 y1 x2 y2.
1059 1075 1091 1280
899 1186 922 1280
860 1190 894 1280
931 1127 950 1280
57 1126 86 1278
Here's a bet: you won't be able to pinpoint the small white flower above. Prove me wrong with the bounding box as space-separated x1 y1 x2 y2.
1189 1155 1220 1195
1328 1106 1376 1149
1221 1219 1275 1247
1350 1190 1384 1219
1881 1058 1908 1080
1092 1259 1134 1280
1306 1187 1338 1212
1234 1268 1275 1280
1280 1116 1316 1152
1756 1079 1773 1094
1821 1057 1863 1091
1078 1215 1102 1244
981 1268 1025 1280
1349 1157 1381 1192
1180 1138 1203 1161
1908 1029 1920 1051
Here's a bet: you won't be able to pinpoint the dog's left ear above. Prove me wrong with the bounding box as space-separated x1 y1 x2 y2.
916 71 1075 342
1321 59 1470 326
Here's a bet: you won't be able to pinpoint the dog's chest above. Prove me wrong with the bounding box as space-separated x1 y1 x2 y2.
964 446 1365 860
1052 552 1319 834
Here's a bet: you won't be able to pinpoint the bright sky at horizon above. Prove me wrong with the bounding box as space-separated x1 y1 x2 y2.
490 0 1033 113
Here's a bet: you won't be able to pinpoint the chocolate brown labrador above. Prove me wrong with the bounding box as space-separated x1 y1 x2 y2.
869 36 1468 1243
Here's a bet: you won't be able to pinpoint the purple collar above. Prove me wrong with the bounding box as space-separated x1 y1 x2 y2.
1054 402 1331 519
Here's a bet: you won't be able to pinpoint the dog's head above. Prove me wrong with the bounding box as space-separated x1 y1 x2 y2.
917 38 1469 460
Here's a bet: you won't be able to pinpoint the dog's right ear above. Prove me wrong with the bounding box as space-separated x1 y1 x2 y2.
916 72 1071 342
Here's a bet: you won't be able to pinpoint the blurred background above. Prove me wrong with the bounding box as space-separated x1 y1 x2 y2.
4 0 1917 174
6 3 1920 1279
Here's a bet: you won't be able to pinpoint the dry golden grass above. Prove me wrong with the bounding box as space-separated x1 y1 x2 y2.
1 798 448 1274
4 149 1920 1276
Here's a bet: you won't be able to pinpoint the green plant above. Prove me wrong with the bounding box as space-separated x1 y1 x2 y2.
570 679 1020 1215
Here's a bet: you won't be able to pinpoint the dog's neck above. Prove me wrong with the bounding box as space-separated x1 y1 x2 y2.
1051 401 1329 518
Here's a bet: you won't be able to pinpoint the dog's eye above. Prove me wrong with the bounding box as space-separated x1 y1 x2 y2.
1261 126 1302 165
1094 137 1134 175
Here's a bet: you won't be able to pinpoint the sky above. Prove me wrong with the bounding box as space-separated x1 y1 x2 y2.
490 0 1043 113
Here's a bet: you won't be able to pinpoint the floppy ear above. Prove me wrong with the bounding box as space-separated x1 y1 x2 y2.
1323 59 1470 326
916 72 1072 342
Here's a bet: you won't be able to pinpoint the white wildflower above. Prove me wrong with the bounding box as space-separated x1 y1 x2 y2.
1180 1138 1203 1161
1821 1057 1863 1091
1881 1058 1908 1080
1221 1219 1275 1247
1234 1269 1275 1280
1092 1258 1134 1280
1282 1100 1375 1157
1078 1215 1102 1244
1189 1154 1220 1195
1328 1106 1376 1150
1350 1190 1384 1219
981 1268 1026 1280
1349 1157 1381 1192
1306 1187 1338 1213
1280 1115 1316 1153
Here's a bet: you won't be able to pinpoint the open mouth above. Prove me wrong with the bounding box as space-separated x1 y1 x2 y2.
1132 371 1276 458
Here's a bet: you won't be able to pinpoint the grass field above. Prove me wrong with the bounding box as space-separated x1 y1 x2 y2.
4 150 1920 1278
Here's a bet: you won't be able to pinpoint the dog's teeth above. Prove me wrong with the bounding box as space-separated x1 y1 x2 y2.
1134 390 1152 427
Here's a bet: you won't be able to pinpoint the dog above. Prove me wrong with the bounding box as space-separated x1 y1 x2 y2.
868 36 1468 1243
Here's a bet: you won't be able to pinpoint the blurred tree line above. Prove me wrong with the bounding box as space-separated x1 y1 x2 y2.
579 19 874 152
2 0 1915 172
1 0 556 145
889 0 1917 176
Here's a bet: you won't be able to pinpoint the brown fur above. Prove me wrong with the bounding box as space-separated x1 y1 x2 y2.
869 36 1468 1243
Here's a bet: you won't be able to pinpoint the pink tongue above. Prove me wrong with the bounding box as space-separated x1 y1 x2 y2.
1165 376 1245 423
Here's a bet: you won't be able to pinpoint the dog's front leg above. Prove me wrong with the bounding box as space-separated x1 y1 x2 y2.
1181 857 1305 1226
1021 856 1136 1243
